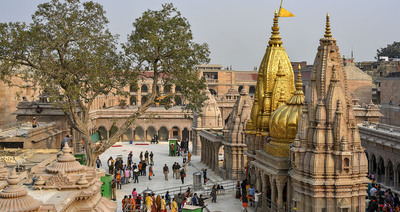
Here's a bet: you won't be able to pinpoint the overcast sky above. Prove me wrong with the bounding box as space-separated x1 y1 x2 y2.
1 0 399 70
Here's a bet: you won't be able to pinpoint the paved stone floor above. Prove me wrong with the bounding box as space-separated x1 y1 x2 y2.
99 141 254 212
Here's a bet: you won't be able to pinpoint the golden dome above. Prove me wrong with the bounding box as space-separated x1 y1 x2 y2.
266 66 304 158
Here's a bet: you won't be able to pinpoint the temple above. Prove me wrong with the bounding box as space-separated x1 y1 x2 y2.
289 14 368 211
245 13 369 211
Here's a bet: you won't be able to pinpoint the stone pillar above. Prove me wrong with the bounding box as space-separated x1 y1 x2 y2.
270 179 276 206
261 176 267 210
394 170 399 190
207 144 211 167
385 165 389 186
200 139 204 162
368 157 373 174
277 181 285 206
256 174 261 192
195 133 202 156
305 194 311 212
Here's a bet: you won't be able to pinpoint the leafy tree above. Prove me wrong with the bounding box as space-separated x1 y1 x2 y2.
0 0 209 166
123 3 209 111
377 41 400 59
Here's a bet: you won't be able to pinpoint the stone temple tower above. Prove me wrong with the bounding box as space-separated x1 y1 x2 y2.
289 14 368 212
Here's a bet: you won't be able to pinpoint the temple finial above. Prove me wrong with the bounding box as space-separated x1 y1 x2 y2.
269 10 283 46
325 13 332 38
296 65 303 91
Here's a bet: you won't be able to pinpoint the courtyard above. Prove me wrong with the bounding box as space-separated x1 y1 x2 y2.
99 141 253 212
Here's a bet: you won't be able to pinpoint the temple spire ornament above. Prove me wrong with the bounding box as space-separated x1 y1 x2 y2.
269 10 283 46
324 13 332 38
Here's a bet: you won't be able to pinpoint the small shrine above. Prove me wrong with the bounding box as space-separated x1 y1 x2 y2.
0 169 42 212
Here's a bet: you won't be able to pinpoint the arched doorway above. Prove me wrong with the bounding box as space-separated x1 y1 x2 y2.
141 96 148 105
388 160 394 186
156 86 160 94
130 96 137 105
146 126 157 141
109 125 118 138
372 154 377 175
130 84 138 92
238 86 243 93
141 85 148 93
182 128 189 142
378 157 385 183
158 127 169 141
172 126 180 139
264 174 271 208
98 126 107 140
123 128 133 142
249 86 255 97
134 126 145 141
218 145 224 170
174 96 182 106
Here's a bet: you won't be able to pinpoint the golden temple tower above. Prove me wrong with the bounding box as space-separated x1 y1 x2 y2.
289 14 368 211
246 10 295 157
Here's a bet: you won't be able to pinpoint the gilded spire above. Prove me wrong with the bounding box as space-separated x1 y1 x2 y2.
269 10 283 46
295 64 303 91
324 13 332 38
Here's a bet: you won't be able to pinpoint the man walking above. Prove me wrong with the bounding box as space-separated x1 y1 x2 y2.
172 163 177 179
254 190 261 212
149 165 153 180
133 168 139 183
107 157 114 174
203 169 208 184
144 151 149 164
61 135 72 150
163 164 169 181
180 168 185 184
175 163 181 179
142 161 147 176
150 151 154 165
112 180 117 201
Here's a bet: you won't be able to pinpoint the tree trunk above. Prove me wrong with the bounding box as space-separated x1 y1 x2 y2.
86 147 97 167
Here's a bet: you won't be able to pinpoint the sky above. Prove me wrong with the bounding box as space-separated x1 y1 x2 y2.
1 0 400 71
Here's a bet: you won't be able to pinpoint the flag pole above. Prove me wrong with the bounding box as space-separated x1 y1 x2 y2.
279 0 283 15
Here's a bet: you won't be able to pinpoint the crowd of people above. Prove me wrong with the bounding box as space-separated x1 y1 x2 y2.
95 143 195 208
367 179 400 212
235 179 262 212
120 186 214 212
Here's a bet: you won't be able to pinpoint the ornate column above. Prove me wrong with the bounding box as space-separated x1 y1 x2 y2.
276 180 285 206
196 133 202 156
270 178 276 206
261 175 268 210
368 157 373 174
385 165 389 186
200 139 205 162
394 169 399 190
256 173 261 192
206 144 212 167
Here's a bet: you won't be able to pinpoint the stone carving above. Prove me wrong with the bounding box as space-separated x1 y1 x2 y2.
46 171 75 188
